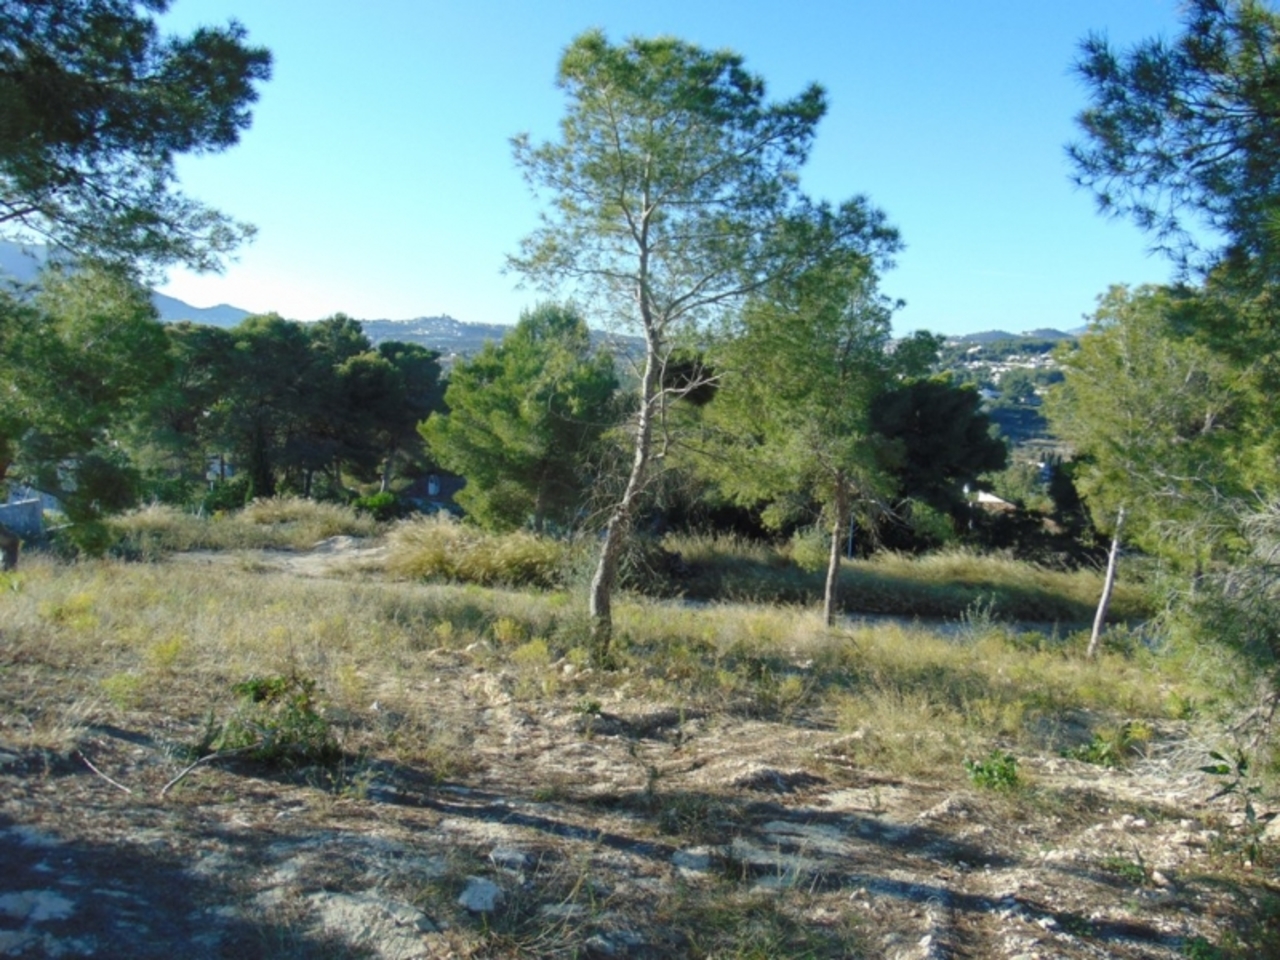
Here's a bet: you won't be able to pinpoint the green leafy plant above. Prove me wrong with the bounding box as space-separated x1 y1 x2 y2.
214 674 339 766
1201 747 1274 864
352 491 403 522
964 750 1019 790
1063 721 1152 768
1100 852 1149 885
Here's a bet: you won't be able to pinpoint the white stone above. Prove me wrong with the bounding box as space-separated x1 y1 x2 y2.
457 877 504 914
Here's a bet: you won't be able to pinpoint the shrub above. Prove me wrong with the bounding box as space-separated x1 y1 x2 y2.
964 750 1020 790
353 491 405 522
212 674 338 765
386 515 566 588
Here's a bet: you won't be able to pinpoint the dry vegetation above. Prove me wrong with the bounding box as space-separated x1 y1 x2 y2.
1 504 1276 957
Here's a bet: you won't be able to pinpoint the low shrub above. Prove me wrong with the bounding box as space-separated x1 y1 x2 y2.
205 674 339 766
352 491 406 522
964 750 1020 790
385 515 567 589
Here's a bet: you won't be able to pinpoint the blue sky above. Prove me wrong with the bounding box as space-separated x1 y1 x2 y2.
157 1 1188 337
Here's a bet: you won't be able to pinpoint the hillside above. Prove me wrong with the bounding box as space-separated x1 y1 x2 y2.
2 528 1274 959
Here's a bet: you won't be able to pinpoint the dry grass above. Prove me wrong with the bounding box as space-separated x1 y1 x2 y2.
107 498 382 555
0 550 1227 786
2 552 1274 958
385 514 568 588
665 535 1151 621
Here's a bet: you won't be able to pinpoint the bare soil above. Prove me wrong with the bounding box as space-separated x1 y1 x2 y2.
1 542 1276 958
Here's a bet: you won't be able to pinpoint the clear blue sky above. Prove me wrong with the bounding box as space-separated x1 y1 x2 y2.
156 0 1188 337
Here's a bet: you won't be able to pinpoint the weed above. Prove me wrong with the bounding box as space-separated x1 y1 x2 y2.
965 750 1020 790
1201 747 1275 865
1181 934 1229 959
207 674 339 766
1100 853 1149 885
1063 721 1152 768
100 672 145 710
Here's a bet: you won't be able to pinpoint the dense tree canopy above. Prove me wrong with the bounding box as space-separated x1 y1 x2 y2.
422 303 617 533
1070 0 1280 279
706 263 923 624
0 267 169 521
1046 285 1248 564
0 0 272 273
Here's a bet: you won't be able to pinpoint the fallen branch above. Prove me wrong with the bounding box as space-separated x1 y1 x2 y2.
159 744 258 798
77 751 132 794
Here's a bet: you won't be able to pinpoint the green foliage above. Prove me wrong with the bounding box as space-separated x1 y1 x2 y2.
1071 0 1280 278
422 303 616 532
964 750 1019 790
202 476 252 513
352 491 404 522
1 268 169 521
1046 285 1249 565
1100 854 1149 885
213 674 338 766
146 314 444 503
510 29 899 652
706 265 906 623
0 0 272 273
1201 747 1273 865
870 375 1007 519
1062 721 1152 768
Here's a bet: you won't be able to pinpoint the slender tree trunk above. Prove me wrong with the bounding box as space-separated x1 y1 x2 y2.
1087 505 1125 659
588 337 660 660
379 442 396 494
823 479 850 627
0 521 18 572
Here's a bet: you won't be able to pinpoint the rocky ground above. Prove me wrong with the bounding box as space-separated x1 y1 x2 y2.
1 545 1276 958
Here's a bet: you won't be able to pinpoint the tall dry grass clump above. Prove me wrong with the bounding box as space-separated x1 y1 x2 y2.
385 514 567 589
663 536 1151 622
108 498 381 555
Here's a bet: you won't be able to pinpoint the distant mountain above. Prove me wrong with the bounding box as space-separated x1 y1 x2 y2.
151 293 251 327
948 328 1075 344
951 329 1018 344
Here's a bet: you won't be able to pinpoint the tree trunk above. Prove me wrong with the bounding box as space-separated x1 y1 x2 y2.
1087 506 1125 659
823 480 850 627
0 521 18 572
379 442 396 494
588 336 660 660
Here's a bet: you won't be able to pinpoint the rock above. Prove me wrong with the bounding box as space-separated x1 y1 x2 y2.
672 847 713 872
0 889 75 922
489 847 531 871
457 877 504 914
308 891 436 958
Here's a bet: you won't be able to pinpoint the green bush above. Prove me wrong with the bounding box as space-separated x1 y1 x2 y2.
202 476 252 513
964 750 1019 790
213 674 338 765
353 491 404 522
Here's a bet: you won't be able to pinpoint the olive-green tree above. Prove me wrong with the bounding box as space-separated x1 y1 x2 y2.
1046 285 1247 565
422 304 616 532
510 30 899 654
703 263 912 625
0 0 272 273
1 267 171 524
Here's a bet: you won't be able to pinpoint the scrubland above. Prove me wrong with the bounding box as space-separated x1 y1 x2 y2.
0 501 1275 958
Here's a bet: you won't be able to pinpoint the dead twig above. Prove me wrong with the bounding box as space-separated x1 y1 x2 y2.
77 751 132 795
159 744 258 798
